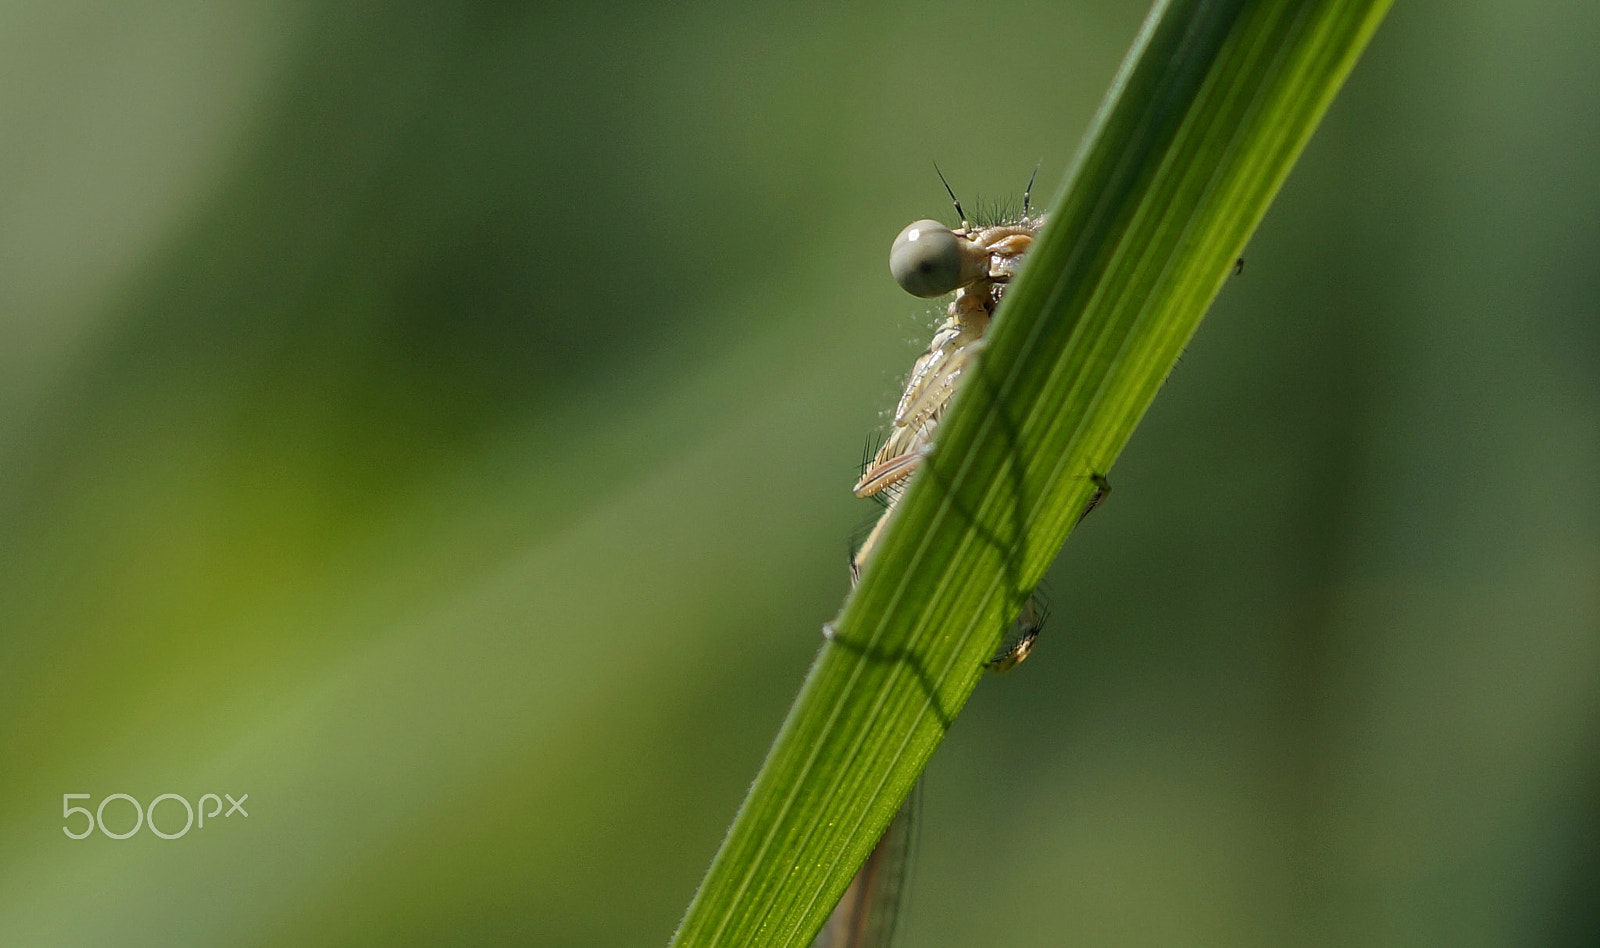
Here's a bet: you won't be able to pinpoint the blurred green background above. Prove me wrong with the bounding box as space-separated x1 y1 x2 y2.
1 0 1596 944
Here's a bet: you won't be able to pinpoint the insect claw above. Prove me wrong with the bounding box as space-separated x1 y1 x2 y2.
984 629 1038 673
1077 472 1112 524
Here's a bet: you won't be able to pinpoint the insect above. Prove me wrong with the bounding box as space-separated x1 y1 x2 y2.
815 175 1083 948
846 171 1062 672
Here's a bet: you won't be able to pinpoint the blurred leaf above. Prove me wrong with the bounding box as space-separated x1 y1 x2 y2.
670 0 1394 945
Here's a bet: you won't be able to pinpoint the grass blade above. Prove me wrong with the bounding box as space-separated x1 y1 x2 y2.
671 1 1394 944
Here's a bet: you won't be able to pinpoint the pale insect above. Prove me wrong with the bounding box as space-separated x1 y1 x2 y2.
847 171 1060 671
814 174 1072 948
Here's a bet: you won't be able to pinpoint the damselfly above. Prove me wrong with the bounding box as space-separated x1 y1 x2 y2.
846 173 1065 671
814 176 1093 948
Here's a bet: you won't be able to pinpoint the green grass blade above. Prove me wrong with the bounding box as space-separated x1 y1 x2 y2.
671 1 1394 945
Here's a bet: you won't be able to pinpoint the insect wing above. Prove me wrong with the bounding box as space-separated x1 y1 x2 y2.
809 791 919 948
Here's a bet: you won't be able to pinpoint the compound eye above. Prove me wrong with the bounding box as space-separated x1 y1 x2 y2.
889 220 973 297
